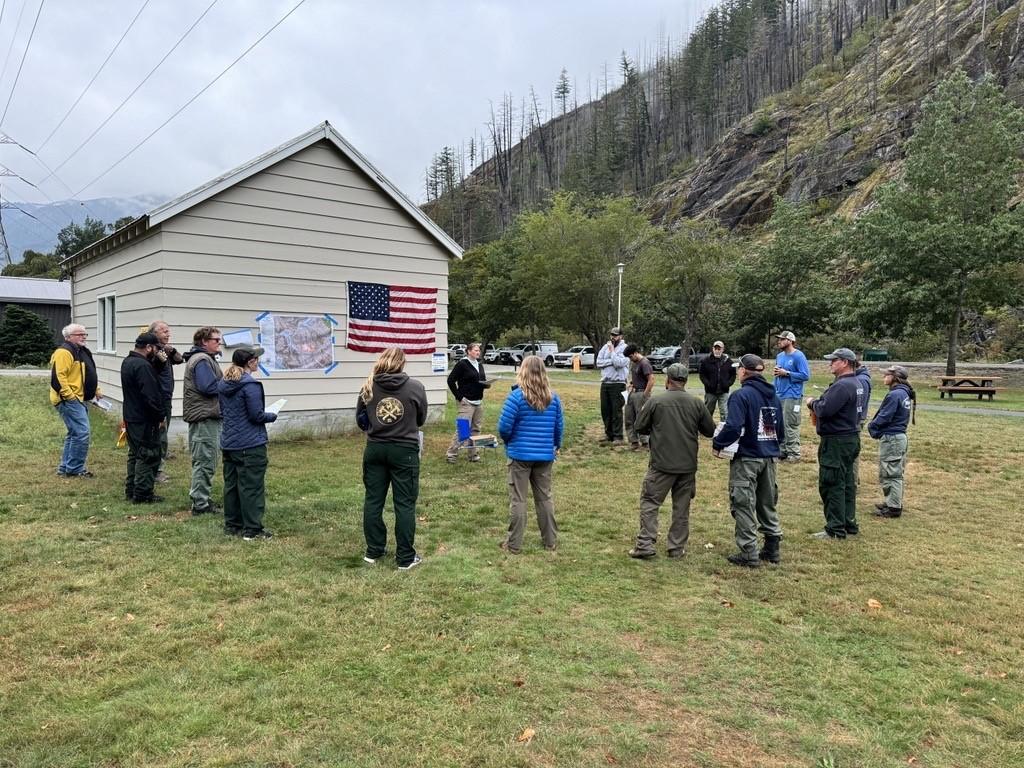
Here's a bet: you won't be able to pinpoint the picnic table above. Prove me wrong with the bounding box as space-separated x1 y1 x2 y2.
936 375 1004 401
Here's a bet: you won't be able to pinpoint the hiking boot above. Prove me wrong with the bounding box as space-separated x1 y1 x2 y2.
242 530 273 541
758 535 781 564
498 540 520 554
628 548 656 560
191 505 214 516
727 552 761 568
809 530 844 540
397 555 422 570
667 548 686 559
630 442 641 451
878 506 902 518
874 501 888 511
66 470 95 479
224 527 243 537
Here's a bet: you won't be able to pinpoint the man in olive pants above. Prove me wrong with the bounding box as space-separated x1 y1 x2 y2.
712 354 786 567
628 363 716 559
182 327 224 515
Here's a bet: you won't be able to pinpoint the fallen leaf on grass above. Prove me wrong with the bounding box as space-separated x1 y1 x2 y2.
70 503 78 509
125 613 135 622
866 598 883 610
605 754 618 764
417 516 429 522
720 600 734 608
516 727 535 743
949 647 964 655
512 678 525 688
381 644 392 652
907 757 917 765
126 515 139 521
704 542 714 550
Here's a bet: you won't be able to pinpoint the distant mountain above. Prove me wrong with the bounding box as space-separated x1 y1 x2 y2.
2 195 165 263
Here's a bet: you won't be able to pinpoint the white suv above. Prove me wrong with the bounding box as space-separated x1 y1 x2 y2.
552 345 595 368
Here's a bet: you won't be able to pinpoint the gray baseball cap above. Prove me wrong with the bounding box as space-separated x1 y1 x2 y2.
824 347 857 362
776 331 796 342
883 365 909 378
609 327 624 337
732 353 765 371
664 363 689 381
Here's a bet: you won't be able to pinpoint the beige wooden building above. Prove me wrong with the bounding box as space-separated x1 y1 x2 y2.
61 121 461 434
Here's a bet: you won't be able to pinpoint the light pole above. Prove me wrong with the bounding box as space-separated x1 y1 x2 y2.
616 262 625 329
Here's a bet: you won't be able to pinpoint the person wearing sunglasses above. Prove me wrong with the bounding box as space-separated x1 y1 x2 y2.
182 327 225 516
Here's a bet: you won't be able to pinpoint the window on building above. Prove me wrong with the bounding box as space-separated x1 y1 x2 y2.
97 294 116 352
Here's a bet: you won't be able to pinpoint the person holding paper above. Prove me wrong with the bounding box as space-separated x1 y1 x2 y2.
182 327 224 516
497 356 564 554
48 323 100 478
356 348 428 570
446 342 489 463
217 345 277 540
712 354 786 567
628 363 715 560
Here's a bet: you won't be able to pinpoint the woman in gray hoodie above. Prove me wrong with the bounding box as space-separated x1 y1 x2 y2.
356 348 428 570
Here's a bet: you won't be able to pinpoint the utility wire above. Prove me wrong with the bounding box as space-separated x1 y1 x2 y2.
0 0 27 86
0 0 44 126
36 0 151 153
41 0 220 183
74 0 309 198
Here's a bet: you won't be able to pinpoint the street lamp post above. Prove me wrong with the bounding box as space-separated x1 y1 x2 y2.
616 262 625 329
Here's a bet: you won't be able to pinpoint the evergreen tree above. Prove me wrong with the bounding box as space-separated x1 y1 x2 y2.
0 305 55 366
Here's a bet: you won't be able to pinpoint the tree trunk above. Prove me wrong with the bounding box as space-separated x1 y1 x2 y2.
945 287 966 376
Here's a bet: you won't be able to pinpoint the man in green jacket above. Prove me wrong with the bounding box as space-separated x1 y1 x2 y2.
628 363 716 559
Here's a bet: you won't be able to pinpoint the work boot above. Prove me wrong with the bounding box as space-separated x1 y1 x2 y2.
727 552 761 568
878 506 902 518
758 535 781 564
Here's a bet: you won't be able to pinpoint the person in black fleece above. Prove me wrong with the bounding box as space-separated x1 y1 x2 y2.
356 347 428 570
445 342 490 463
120 333 166 504
806 347 864 540
699 341 736 420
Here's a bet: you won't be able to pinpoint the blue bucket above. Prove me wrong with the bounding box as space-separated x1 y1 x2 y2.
456 417 472 441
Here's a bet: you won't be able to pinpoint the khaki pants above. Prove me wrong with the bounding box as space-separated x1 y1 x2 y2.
624 391 649 445
780 398 802 459
878 433 908 509
504 460 557 552
729 457 782 558
633 469 695 556
447 399 484 460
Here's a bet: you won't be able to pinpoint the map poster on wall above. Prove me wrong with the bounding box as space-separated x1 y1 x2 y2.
257 314 334 371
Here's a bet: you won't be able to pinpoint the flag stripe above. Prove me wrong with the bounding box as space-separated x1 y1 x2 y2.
347 280 438 354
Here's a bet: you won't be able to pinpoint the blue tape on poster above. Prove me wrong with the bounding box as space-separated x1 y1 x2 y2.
258 363 270 377
255 311 270 321
324 362 338 375
324 313 339 325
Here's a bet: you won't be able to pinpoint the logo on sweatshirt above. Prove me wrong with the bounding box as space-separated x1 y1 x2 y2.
376 397 404 424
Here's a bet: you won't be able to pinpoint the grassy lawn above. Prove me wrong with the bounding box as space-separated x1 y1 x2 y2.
2 375 1023 767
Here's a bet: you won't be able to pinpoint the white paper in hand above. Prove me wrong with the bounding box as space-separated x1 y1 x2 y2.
266 398 287 416
91 397 113 412
712 422 742 459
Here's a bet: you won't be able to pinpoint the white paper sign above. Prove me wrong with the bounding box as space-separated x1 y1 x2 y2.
91 397 113 412
713 422 742 459
432 352 447 373
223 329 253 347
266 398 288 416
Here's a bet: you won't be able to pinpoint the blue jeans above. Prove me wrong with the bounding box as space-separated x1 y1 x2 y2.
56 399 91 475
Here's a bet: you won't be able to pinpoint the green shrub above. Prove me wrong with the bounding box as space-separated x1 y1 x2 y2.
0 305 54 367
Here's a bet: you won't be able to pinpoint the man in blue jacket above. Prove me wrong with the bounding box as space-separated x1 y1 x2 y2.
712 354 785 567
773 331 810 462
806 347 864 539
868 365 915 518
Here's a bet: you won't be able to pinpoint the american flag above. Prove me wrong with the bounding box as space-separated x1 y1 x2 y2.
347 281 438 354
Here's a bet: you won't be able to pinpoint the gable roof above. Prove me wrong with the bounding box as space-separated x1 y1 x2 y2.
63 121 462 269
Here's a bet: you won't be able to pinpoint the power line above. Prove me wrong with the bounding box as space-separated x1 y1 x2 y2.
74 0 309 198
0 0 27 86
0 0 44 126
35 0 151 154
2 131 103 220
41 0 220 183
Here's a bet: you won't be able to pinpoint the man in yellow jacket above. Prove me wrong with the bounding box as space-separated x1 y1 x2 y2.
49 323 101 478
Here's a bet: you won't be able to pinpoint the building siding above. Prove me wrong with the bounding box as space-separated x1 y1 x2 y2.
69 139 451 431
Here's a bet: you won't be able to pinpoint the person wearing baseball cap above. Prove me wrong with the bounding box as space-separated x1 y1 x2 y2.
712 354 786 567
120 332 166 504
772 331 810 462
867 365 916 518
698 340 735 421
627 362 716 560
806 347 864 540
218 344 278 540
596 327 629 445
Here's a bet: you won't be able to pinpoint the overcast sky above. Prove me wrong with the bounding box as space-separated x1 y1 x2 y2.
1 0 717 215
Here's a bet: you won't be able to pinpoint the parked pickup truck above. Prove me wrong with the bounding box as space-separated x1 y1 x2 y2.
552 345 596 368
647 346 709 373
497 341 559 367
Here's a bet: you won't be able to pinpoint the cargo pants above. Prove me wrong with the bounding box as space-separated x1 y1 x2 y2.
878 433 908 510
729 457 782 558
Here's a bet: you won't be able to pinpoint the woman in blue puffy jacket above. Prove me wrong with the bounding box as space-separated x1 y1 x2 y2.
217 345 277 540
497 355 564 553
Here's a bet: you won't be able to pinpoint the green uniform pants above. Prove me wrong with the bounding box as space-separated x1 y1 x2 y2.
704 391 729 421
504 459 558 552
223 445 268 536
363 441 420 567
878 433 908 509
818 434 860 538
780 398 802 459
158 401 172 471
125 421 161 501
624 391 650 445
728 457 782 558
600 381 626 441
188 419 221 511
633 469 695 556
